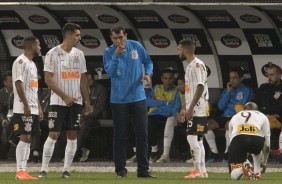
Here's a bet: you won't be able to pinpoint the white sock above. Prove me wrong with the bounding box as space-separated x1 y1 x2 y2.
163 117 177 157
279 132 282 153
187 135 201 171
225 130 230 153
23 143 31 171
199 140 207 173
63 139 77 172
252 154 261 174
41 137 57 172
151 145 158 153
231 168 243 180
205 130 219 154
16 141 29 171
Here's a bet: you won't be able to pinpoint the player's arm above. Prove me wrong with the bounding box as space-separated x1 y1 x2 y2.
261 116 271 173
186 84 204 120
44 71 74 106
80 73 91 115
15 80 30 115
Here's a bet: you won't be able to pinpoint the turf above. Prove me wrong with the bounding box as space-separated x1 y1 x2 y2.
2 172 282 183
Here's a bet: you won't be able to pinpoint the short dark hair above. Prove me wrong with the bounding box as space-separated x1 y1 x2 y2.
23 36 38 50
230 67 244 78
268 64 281 75
110 25 126 35
161 68 175 76
2 71 12 82
62 23 81 38
179 39 195 53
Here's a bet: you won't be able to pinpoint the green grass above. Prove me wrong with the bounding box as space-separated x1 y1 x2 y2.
2 172 282 184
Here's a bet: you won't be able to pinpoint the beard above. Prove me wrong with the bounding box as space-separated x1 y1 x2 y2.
179 54 185 61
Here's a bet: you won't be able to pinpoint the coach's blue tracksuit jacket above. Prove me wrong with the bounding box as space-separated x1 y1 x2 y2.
103 39 153 104
218 84 253 117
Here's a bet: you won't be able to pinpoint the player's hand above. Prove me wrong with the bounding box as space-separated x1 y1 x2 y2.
63 96 76 107
142 75 151 86
227 82 232 92
261 164 267 173
115 44 125 56
177 109 186 123
1 119 8 127
84 102 91 115
39 107 44 121
24 104 31 116
185 108 194 121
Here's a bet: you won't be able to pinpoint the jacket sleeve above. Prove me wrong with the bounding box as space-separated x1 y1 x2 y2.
240 86 253 104
217 89 231 110
103 49 119 78
171 91 182 117
146 86 166 107
139 43 153 76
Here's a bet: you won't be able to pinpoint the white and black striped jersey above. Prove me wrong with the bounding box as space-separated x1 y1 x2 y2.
44 45 87 106
229 110 270 141
185 57 209 117
12 54 39 115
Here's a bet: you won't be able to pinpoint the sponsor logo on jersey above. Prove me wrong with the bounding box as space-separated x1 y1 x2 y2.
28 14 49 24
48 111 57 118
237 124 257 134
221 34 242 48
61 71 80 79
197 124 205 132
30 80 38 88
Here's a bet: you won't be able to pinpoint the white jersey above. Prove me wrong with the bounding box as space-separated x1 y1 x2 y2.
185 57 209 117
229 110 270 142
12 54 39 115
44 45 87 106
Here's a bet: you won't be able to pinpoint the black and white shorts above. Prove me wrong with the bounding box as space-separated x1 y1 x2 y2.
47 103 82 132
186 116 208 135
13 113 39 136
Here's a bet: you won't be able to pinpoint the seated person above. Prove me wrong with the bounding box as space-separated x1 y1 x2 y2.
146 69 181 163
0 71 14 159
253 64 282 161
156 74 185 163
76 72 107 162
205 68 253 163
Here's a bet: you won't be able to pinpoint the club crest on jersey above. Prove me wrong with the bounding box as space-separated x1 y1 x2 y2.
73 55 79 63
18 59 23 64
130 50 138 60
236 92 243 100
274 91 281 99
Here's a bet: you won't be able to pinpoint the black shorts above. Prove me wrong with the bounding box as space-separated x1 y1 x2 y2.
13 113 39 136
214 116 232 128
228 134 265 172
186 116 207 135
48 103 82 132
